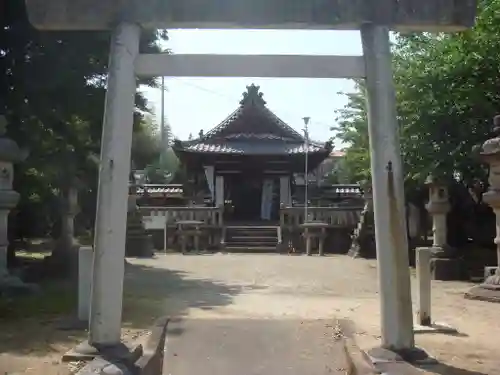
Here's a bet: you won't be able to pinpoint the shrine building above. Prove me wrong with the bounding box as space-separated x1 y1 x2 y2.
172 84 332 222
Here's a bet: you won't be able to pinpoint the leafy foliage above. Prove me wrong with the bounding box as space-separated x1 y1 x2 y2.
333 0 499 188
1 0 167 239
331 81 370 183
140 115 180 183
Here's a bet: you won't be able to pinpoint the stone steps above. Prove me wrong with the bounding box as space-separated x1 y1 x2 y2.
225 226 279 253
224 246 279 253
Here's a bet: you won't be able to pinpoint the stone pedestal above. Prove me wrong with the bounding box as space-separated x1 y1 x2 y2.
466 115 500 302
424 175 461 281
126 212 154 257
429 252 462 281
125 191 154 257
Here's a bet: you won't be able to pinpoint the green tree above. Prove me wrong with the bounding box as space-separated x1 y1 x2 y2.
333 0 499 188
331 81 370 183
132 114 162 170
1 0 168 242
135 114 180 183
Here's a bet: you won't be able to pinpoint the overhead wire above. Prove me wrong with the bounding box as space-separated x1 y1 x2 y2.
167 77 336 135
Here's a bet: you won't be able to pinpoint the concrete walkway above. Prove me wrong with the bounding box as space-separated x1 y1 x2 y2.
163 318 367 375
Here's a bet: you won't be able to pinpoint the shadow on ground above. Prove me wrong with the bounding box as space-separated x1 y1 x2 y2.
0 257 254 357
0 278 83 357
418 362 489 375
122 261 264 330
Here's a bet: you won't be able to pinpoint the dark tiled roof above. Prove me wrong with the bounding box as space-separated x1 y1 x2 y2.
184 140 326 155
202 103 304 142
176 84 330 157
223 133 297 141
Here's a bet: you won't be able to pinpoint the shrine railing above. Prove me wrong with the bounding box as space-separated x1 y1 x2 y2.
279 206 363 230
139 206 224 230
279 205 364 254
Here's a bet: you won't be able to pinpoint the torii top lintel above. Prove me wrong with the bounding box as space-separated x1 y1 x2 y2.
26 0 477 31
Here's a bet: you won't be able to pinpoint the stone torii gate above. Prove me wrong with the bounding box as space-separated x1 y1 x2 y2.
25 0 477 358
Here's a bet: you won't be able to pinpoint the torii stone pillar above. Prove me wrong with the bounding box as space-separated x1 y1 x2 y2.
466 115 500 303
361 25 414 353
88 22 140 347
424 174 461 280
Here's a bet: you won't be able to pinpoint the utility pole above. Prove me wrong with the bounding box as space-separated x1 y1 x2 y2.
160 76 166 166
303 117 310 222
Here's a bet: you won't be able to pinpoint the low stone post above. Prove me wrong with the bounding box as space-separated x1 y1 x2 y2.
415 246 458 333
78 246 93 322
466 115 500 302
424 174 461 280
415 247 432 326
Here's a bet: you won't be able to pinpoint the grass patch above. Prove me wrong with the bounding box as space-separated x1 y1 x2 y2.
0 281 82 357
0 281 75 321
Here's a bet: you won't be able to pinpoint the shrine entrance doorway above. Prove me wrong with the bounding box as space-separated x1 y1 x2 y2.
228 173 262 222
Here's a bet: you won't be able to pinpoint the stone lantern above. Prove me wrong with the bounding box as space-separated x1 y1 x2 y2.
54 177 82 255
466 115 500 302
424 173 460 280
0 115 28 288
425 174 451 250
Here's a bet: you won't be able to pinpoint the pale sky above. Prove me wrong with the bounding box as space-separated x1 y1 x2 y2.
140 29 363 143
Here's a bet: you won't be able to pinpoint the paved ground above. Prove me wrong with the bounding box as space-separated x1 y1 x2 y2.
126 253 500 375
164 319 357 375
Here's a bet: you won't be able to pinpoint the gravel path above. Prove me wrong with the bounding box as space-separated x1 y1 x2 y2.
127 253 500 375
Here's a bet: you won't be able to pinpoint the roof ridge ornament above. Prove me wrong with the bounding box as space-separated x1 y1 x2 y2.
239 84 266 106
